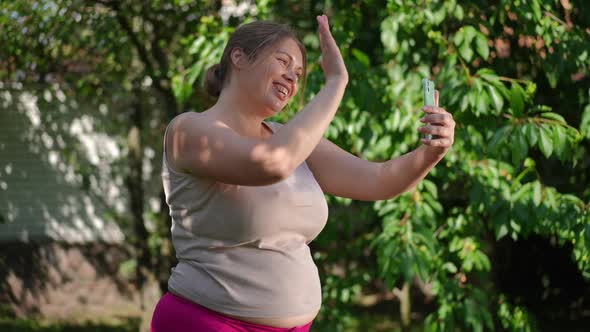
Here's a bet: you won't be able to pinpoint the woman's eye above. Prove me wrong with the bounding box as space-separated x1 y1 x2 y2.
278 58 288 65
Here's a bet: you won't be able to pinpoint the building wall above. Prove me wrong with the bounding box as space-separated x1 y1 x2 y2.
0 84 165 328
0 85 126 243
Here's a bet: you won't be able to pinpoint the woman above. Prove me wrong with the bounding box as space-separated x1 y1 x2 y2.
151 15 454 332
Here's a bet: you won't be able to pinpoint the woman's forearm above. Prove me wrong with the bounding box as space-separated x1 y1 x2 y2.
376 145 446 200
267 14 348 175
268 78 347 172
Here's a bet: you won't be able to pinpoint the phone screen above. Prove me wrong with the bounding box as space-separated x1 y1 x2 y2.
423 79 435 107
422 79 435 139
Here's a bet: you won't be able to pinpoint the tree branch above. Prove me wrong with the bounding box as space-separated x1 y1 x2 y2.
92 0 178 115
93 1 156 78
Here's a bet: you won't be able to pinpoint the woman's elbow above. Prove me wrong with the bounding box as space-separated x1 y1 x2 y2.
254 146 295 183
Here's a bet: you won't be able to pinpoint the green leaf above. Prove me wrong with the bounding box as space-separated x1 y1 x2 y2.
540 112 566 124
512 184 529 202
453 28 464 46
401 252 415 281
463 26 477 44
525 123 539 146
489 126 511 153
477 90 488 114
443 262 458 273
533 105 553 113
455 4 465 20
525 82 537 96
487 85 503 112
474 251 492 271
188 36 206 54
546 70 558 88
552 126 567 159
459 42 474 62
423 180 438 198
463 256 474 271
171 73 191 103
477 68 498 81
351 48 371 67
475 33 489 60
510 219 522 233
533 182 542 206
380 17 399 53
581 104 590 139
539 126 554 158
510 83 525 117
414 249 430 281
186 62 203 84
496 224 509 240
512 133 528 165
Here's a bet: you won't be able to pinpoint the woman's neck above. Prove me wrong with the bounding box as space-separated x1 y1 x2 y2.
210 87 270 139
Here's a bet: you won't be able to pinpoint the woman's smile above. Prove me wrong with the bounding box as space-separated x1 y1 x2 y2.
273 82 290 100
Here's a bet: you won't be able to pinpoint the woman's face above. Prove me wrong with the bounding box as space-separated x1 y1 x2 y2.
241 38 304 114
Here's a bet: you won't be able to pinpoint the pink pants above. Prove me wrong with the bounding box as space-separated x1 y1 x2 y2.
151 292 314 332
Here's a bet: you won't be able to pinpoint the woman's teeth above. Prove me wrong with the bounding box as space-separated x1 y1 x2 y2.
274 84 288 98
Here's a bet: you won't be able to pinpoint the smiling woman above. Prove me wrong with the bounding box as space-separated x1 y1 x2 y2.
150 17 347 332
203 21 308 106
151 14 454 332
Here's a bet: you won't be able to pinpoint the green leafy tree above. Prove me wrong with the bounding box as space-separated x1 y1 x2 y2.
174 1 590 330
3 0 590 331
269 0 588 330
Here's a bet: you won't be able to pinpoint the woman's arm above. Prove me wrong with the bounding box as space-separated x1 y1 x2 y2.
171 15 348 186
307 91 455 201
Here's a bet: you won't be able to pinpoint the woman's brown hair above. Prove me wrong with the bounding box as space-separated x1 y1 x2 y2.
205 21 307 104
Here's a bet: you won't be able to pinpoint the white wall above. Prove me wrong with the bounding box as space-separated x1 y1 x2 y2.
0 84 126 243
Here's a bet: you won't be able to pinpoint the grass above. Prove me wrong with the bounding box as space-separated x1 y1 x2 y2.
0 317 141 332
0 315 418 332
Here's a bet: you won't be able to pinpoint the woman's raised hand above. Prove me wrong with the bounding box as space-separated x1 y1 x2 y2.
317 15 348 83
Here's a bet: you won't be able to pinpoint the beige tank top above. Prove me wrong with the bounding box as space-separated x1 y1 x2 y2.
162 120 329 317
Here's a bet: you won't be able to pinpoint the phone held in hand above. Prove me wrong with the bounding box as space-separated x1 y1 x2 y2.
422 78 436 140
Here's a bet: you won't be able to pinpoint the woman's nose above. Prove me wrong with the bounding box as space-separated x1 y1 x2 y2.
283 70 297 82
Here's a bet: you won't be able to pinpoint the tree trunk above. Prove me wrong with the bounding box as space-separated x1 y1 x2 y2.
156 189 176 295
155 87 178 295
126 84 151 309
400 281 412 331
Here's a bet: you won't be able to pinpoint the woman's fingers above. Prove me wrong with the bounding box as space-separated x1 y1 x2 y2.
318 14 329 33
316 14 348 81
317 16 326 51
318 15 337 52
419 90 454 149
421 105 448 114
419 112 455 127
318 15 331 38
418 124 453 137
418 98 455 147
434 90 439 107
421 137 453 147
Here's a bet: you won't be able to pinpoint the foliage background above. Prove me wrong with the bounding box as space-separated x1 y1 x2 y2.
1 0 590 331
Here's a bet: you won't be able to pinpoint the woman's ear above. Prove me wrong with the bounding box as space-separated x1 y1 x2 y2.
230 47 247 70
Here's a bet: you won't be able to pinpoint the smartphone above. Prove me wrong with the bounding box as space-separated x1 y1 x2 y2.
422 79 436 140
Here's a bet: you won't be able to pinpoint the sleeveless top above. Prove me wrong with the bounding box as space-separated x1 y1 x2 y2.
162 120 329 317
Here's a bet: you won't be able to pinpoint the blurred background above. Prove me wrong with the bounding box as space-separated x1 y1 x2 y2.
1 0 589 331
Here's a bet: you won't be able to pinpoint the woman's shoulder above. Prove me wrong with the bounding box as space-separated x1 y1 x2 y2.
169 111 227 134
171 111 206 126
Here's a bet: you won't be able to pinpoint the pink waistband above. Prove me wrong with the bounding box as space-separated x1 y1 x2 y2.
151 292 314 332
